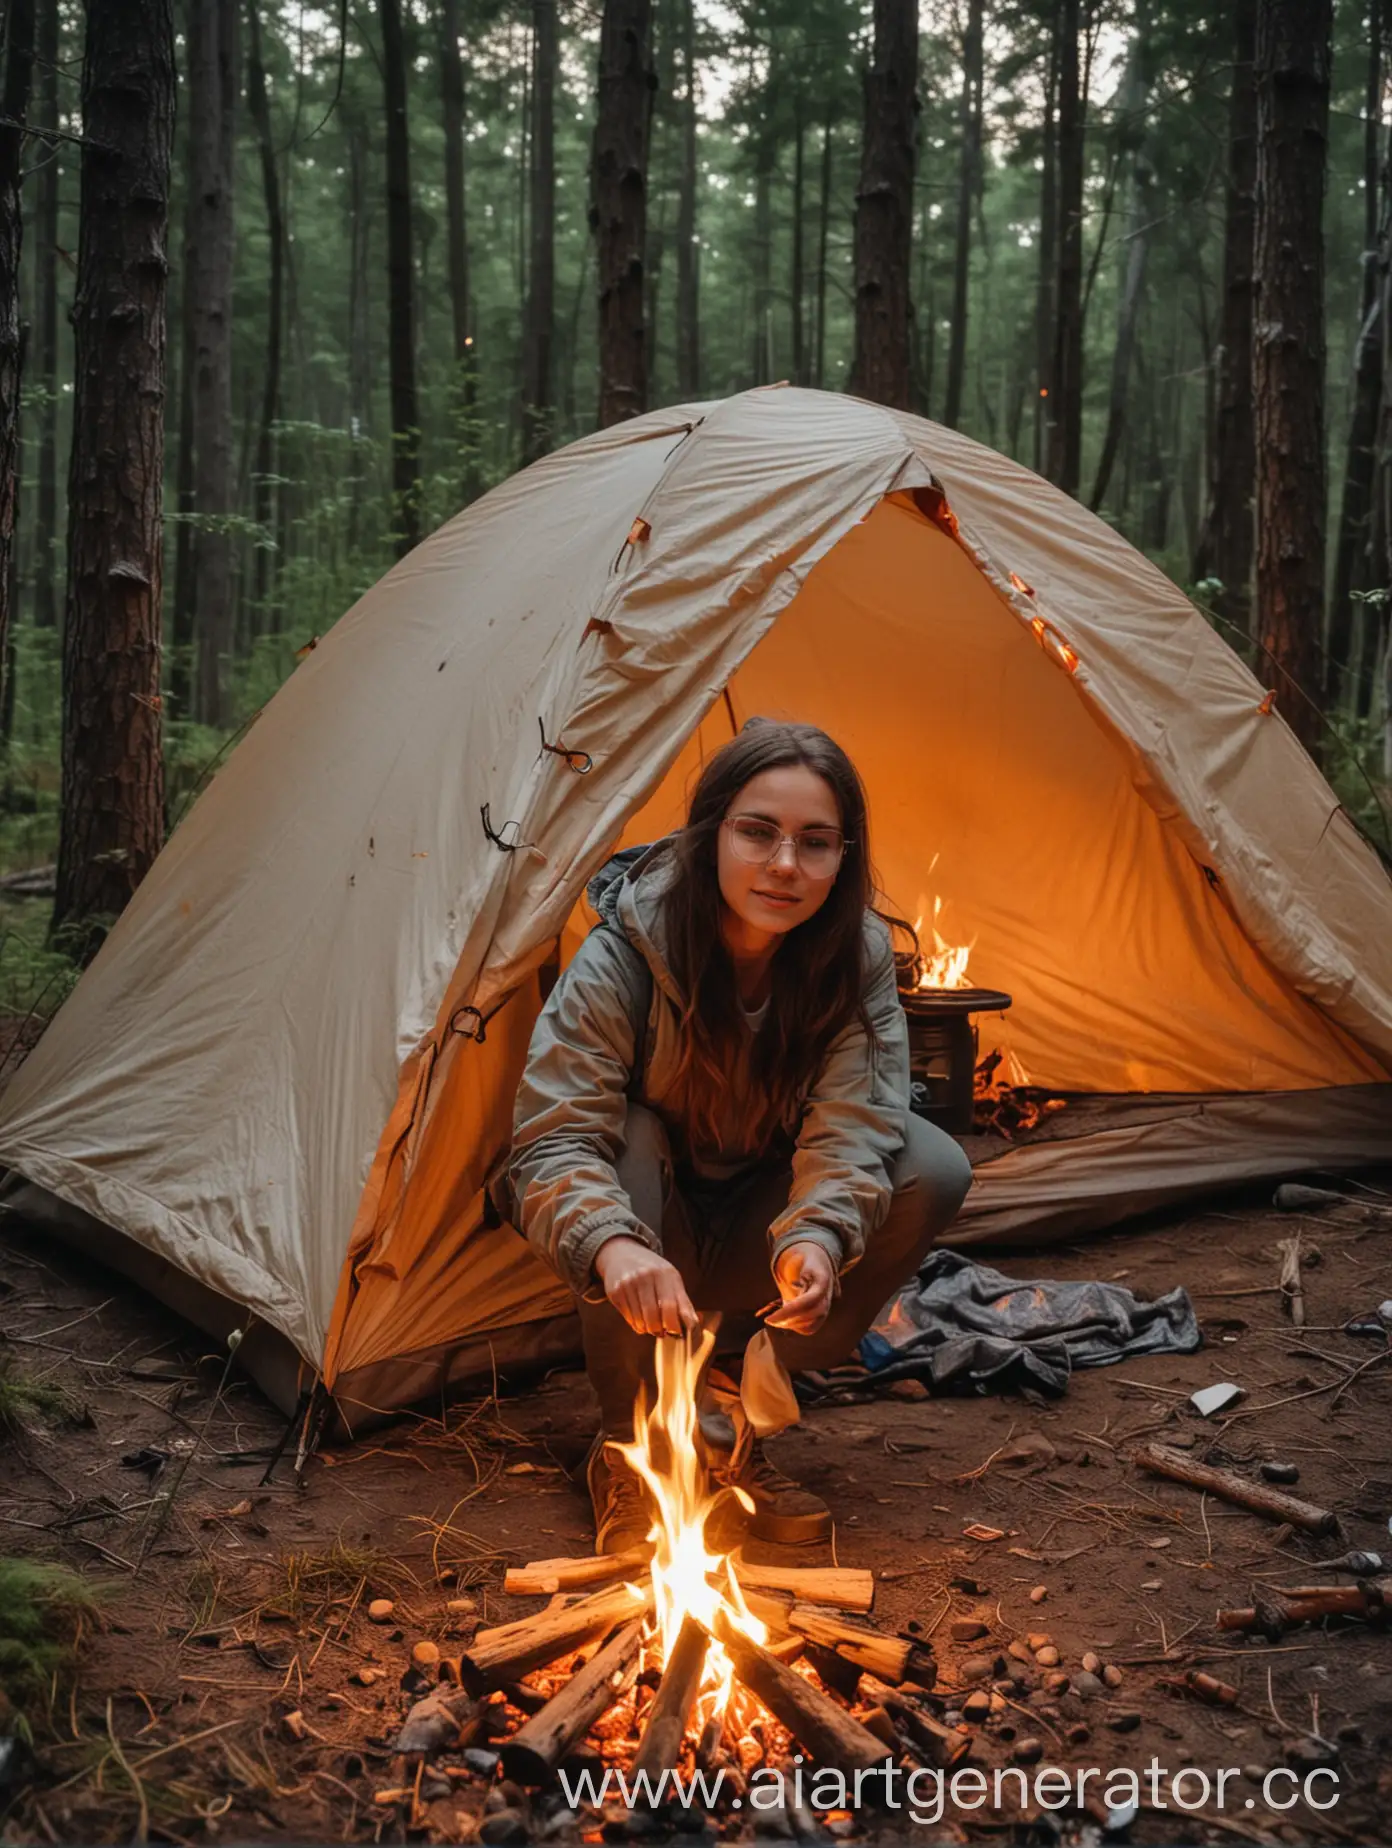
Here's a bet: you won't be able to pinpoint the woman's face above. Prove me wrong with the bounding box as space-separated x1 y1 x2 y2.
716 764 845 949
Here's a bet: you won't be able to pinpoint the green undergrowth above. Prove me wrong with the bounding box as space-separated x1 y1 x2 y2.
0 1557 105 1722
0 1357 84 1442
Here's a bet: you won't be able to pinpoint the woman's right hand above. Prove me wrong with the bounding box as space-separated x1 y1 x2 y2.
594 1236 700 1338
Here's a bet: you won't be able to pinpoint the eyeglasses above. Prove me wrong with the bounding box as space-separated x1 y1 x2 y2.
723 814 851 879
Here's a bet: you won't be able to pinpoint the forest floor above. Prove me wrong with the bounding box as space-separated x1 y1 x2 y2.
2 1185 1392 1848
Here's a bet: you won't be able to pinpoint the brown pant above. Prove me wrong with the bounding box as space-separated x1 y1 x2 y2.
579 1104 973 1436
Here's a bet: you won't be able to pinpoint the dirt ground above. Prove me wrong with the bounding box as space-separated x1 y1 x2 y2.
2 1180 1392 1847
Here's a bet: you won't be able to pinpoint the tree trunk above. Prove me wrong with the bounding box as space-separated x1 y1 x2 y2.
379 0 422 551
53 0 173 955
439 0 478 500
1326 0 1382 706
1363 119 1392 722
171 106 197 715
1192 0 1257 635
0 0 37 699
1046 0 1083 492
1252 0 1332 760
943 0 983 430
849 0 918 410
593 0 653 427
751 125 774 382
1033 15 1057 473
346 105 372 555
1089 27 1154 510
791 99 806 388
675 0 698 396
244 0 282 630
31 0 60 633
815 109 833 391
185 0 238 728
521 0 557 462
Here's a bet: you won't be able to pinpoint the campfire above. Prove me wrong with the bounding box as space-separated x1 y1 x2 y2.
390 1334 956 1830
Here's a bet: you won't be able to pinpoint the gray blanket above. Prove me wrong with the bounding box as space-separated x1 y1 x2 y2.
859 1249 1202 1397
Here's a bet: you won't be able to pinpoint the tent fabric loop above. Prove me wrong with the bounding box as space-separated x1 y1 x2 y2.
536 716 593 775
480 802 543 860
449 1004 489 1043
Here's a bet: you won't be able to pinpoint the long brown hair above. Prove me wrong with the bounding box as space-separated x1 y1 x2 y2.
661 719 877 1158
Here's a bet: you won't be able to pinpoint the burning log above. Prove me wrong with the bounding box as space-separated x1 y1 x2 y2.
504 1549 650 1596
1217 1580 1392 1632
731 1558 875 1614
788 1605 933 1687
498 1620 644 1785
712 1610 894 1776
445 1581 651 1696
630 1615 709 1782
858 1675 970 1769
1131 1442 1339 1535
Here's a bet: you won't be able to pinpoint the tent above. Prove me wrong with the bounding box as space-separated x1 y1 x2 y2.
1 385 1389 1428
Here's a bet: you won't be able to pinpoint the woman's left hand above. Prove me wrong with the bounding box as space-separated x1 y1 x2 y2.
765 1242 837 1336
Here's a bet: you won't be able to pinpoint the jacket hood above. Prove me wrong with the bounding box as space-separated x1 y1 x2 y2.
585 837 684 1003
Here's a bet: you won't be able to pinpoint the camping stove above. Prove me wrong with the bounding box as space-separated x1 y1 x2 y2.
899 986 1013 1136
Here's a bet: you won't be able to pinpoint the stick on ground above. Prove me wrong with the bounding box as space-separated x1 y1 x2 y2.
1131 1441 1338 1535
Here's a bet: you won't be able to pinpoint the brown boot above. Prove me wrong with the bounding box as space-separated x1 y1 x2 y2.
734 1439 832 1544
585 1435 656 1558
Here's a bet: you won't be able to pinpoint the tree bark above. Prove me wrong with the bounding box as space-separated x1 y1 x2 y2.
521 0 557 462
751 122 774 382
185 0 238 728
1192 0 1257 636
244 0 282 630
1046 0 1083 492
674 0 698 396
1363 118 1392 724
791 98 806 388
0 0 37 697
815 108 833 391
1326 0 1382 706
1089 26 1153 509
379 0 422 551
849 0 918 410
1252 0 1332 759
1033 14 1057 473
943 0 983 429
53 0 173 954
31 0 60 632
439 0 478 500
593 0 653 427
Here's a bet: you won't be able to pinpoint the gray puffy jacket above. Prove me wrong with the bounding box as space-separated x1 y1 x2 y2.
506 838 911 1298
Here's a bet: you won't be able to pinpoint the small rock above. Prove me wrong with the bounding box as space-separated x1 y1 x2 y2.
1035 1645 1061 1668
1286 1736 1339 1773
447 1596 478 1614
1008 1639 1034 1664
1029 1585 1048 1604
464 1746 501 1775
827 1822 855 1841
1012 1736 1044 1765
887 1378 930 1401
1074 1671 1104 1698
479 1813 530 1846
1081 1651 1102 1674
1106 1800 1140 1832
959 1654 996 1682
989 1691 1008 1713
1066 1723 1091 1745
281 1709 309 1742
351 1666 383 1687
412 1640 441 1670
951 1619 989 1642
1102 1664 1124 1688
1046 1672 1070 1694
963 1691 992 1720
541 1812 582 1841
1140 1579 1163 1592
1261 1462 1300 1485
485 1781 530 1815
1243 1765 1269 1783
943 1709 963 1727
420 1775 452 1801
1108 1710 1142 1733
367 1598 395 1623
1025 1632 1052 1650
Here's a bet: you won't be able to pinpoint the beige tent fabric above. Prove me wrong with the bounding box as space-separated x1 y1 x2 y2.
0 386 1388 1410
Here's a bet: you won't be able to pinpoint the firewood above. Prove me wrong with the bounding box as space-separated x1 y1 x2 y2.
788 1605 931 1686
498 1620 643 1785
1131 1442 1338 1534
393 1689 483 1756
712 1610 893 1776
858 1675 971 1769
1217 1580 1392 1631
730 1556 875 1614
630 1615 709 1781
504 1549 651 1596
734 1586 793 1632
446 1581 651 1695
764 1634 805 1666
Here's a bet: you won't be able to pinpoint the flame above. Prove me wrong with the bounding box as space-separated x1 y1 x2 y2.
615 1328 768 1726
912 893 974 991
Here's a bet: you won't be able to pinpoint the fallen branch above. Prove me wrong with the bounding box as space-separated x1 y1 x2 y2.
444 1581 651 1696
498 1620 643 1784
1131 1442 1338 1535
712 1610 892 1776
1218 1580 1392 1633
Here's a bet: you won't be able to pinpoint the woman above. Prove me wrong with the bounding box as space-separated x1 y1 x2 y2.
506 720 973 1552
